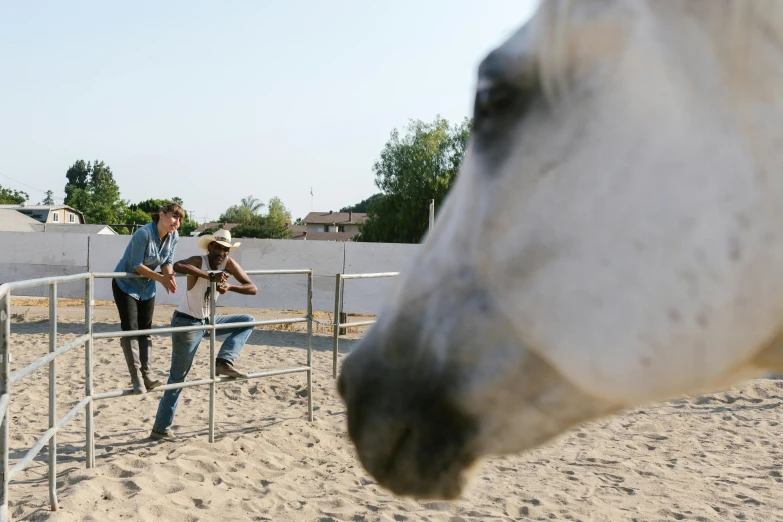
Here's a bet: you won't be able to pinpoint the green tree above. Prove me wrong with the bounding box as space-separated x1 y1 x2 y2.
229 221 264 238
219 204 255 224
293 217 305 226
0 185 29 205
42 190 55 205
127 198 168 215
64 160 127 225
223 197 293 239
122 207 153 227
65 160 90 194
178 218 200 236
89 161 126 225
340 193 383 213
241 195 264 214
357 116 471 243
125 197 199 236
218 203 259 238
262 197 293 239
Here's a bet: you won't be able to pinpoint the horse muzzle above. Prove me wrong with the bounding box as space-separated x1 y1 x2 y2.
338 321 481 499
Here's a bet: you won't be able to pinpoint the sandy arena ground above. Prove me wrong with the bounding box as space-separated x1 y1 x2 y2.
3 302 783 521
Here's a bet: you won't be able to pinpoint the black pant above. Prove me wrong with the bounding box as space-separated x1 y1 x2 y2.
112 279 155 370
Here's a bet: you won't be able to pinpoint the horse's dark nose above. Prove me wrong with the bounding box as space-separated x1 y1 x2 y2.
337 324 480 499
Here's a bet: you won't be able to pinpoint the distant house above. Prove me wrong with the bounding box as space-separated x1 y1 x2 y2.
303 211 366 234
190 222 240 236
0 204 85 225
0 209 42 232
287 225 357 242
29 223 117 235
290 211 367 241
0 205 117 234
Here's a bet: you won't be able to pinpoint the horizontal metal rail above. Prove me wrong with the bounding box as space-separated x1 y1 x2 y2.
93 378 215 400
238 366 311 380
335 320 375 329
11 334 91 385
94 366 312 400
5 273 91 292
92 322 212 339
92 269 313 278
340 272 399 280
244 269 312 275
91 317 307 340
7 396 91 481
90 272 156 279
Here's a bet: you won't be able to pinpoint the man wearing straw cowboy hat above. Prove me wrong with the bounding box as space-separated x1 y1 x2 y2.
150 229 258 441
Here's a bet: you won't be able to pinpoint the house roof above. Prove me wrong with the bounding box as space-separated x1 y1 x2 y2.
29 223 118 235
0 204 84 214
287 225 307 238
0 209 40 232
1 204 58 210
0 204 85 224
302 211 366 225
286 224 357 241
192 222 240 235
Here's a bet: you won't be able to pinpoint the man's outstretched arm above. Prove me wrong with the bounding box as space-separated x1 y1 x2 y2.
221 258 257 295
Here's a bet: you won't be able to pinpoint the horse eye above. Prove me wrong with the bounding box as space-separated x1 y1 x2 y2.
474 83 516 120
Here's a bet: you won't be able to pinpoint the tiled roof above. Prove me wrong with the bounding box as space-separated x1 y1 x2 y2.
0 209 39 231
286 224 357 242
29 223 118 235
192 222 240 235
302 211 366 225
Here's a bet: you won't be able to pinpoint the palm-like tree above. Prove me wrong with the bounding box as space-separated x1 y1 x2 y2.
241 195 265 214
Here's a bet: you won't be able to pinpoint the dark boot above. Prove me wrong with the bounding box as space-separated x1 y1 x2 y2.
216 358 249 379
121 338 146 394
150 428 175 441
139 337 162 390
142 372 163 390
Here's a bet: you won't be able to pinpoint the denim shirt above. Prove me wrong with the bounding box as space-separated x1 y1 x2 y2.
114 222 178 300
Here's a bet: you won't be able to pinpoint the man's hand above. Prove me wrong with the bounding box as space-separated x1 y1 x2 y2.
216 282 230 295
209 271 229 284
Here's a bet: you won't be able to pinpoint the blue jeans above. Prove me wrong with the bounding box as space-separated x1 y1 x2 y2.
152 312 254 432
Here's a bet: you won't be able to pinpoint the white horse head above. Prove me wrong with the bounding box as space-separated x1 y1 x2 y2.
338 0 783 500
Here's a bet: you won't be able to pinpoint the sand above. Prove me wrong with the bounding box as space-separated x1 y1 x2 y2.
4 303 783 521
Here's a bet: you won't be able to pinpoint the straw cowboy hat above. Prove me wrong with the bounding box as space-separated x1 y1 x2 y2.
198 229 242 252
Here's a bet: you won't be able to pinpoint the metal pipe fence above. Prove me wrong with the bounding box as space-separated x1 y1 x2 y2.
0 268 314 518
331 272 399 378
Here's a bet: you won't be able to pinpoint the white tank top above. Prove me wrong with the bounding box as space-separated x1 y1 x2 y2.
176 255 228 320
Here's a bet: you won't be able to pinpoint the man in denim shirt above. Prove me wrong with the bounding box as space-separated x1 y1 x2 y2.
112 203 183 393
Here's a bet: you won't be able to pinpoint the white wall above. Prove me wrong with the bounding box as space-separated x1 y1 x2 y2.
0 232 89 297
341 242 418 314
0 232 417 313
